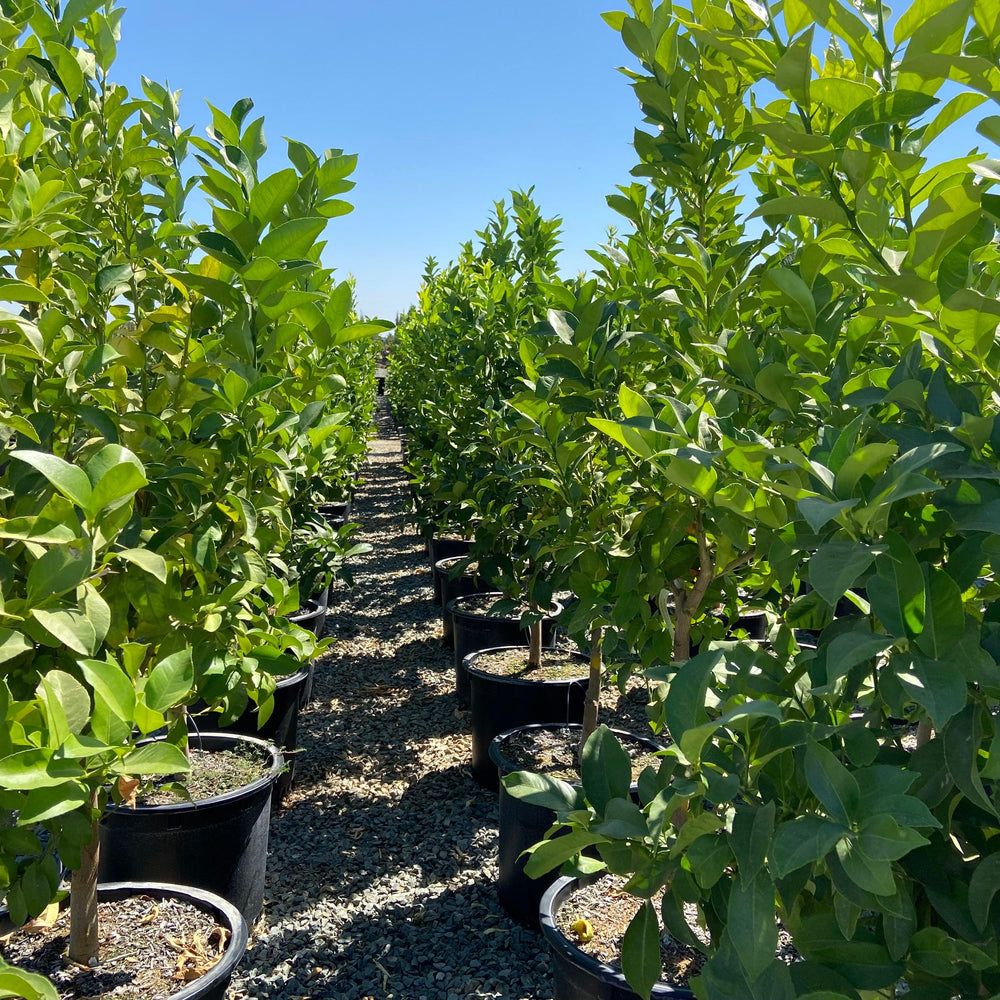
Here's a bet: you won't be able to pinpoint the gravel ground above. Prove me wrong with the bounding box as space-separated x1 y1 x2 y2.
229 399 556 1000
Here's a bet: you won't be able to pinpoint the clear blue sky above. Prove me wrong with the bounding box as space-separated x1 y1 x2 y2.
110 2 645 321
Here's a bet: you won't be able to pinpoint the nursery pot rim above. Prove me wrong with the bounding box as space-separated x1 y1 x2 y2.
100 881 248 1000
434 555 478 577
107 732 283 814
465 645 588 688
288 597 323 621
540 875 694 999
447 592 563 626
2 880 248 1000
489 721 665 777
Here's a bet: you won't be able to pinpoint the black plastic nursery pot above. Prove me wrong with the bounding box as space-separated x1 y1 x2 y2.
98 734 283 924
317 499 352 530
448 593 563 707
490 724 663 928
437 557 494 646
540 876 694 1000
427 534 472 572
290 597 326 639
467 648 588 791
2 881 248 1000
289 598 325 707
192 666 309 809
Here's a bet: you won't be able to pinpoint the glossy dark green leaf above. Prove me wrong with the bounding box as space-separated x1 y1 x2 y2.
771 815 847 876
805 742 860 825
621 900 662 1000
942 705 998 817
581 725 631 814
809 541 876 607
892 652 967 731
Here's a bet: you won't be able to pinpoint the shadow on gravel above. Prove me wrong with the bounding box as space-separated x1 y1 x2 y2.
241 885 553 1000
233 403 556 1000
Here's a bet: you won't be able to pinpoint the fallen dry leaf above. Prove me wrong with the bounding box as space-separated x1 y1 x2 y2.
168 927 228 982
20 903 59 935
117 775 140 808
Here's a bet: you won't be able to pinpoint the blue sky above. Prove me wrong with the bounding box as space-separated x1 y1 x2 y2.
111 2 646 321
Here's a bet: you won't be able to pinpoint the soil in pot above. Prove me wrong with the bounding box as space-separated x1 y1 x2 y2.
192 667 309 808
99 734 283 923
0 882 247 1000
449 593 563 707
545 875 799 999
491 724 663 927
437 558 494 646
139 742 272 805
544 875 699 999
467 648 588 791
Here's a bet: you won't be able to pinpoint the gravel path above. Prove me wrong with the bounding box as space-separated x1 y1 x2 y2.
230 399 555 1000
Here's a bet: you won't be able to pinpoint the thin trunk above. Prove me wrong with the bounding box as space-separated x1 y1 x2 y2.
580 625 603 755
915 720 933 748
69 793 100 966
528 618 543 670
673 608 692 662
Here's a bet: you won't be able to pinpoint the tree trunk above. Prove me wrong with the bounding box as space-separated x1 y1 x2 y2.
69 794 101 966
528 618 543 670
673 609 691 662
580 625 603 757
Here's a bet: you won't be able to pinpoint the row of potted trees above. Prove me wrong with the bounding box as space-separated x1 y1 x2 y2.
0 2 385 996
390 0 1000 996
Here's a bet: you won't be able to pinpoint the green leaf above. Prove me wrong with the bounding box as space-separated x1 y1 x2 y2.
38 670 90 739
502 770 580 811
84 445 147 516
197 231 246 268
869 533 925 639
728 870 778 981
621 901 662 1000
20 781 89 823
797 497 858 532
11 451 92 508
30 606 96 655
893 652 967 731
823 630 895 688
26 541 94 604
79 658 135 728
257 218 326 262
0 629 33 666
731 801 775 886
763 267 816 331
915 566 964 658
117 548 167 583
749 196 848 225
593 798 648 839
144 649 194 713
0 748 85 789
117 741 190 776
771 815 847 876
835 836 896 897
61 0 106 28
581 725 631 814
44 40 84 101
968 852 1000 931
942 704 998 817
809 541 876 607
523 830 609 878
95 262 133 296
0 966 60 1000
835 443 898 498
804 742 860 825
856 814 929 860
249 169 298 228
